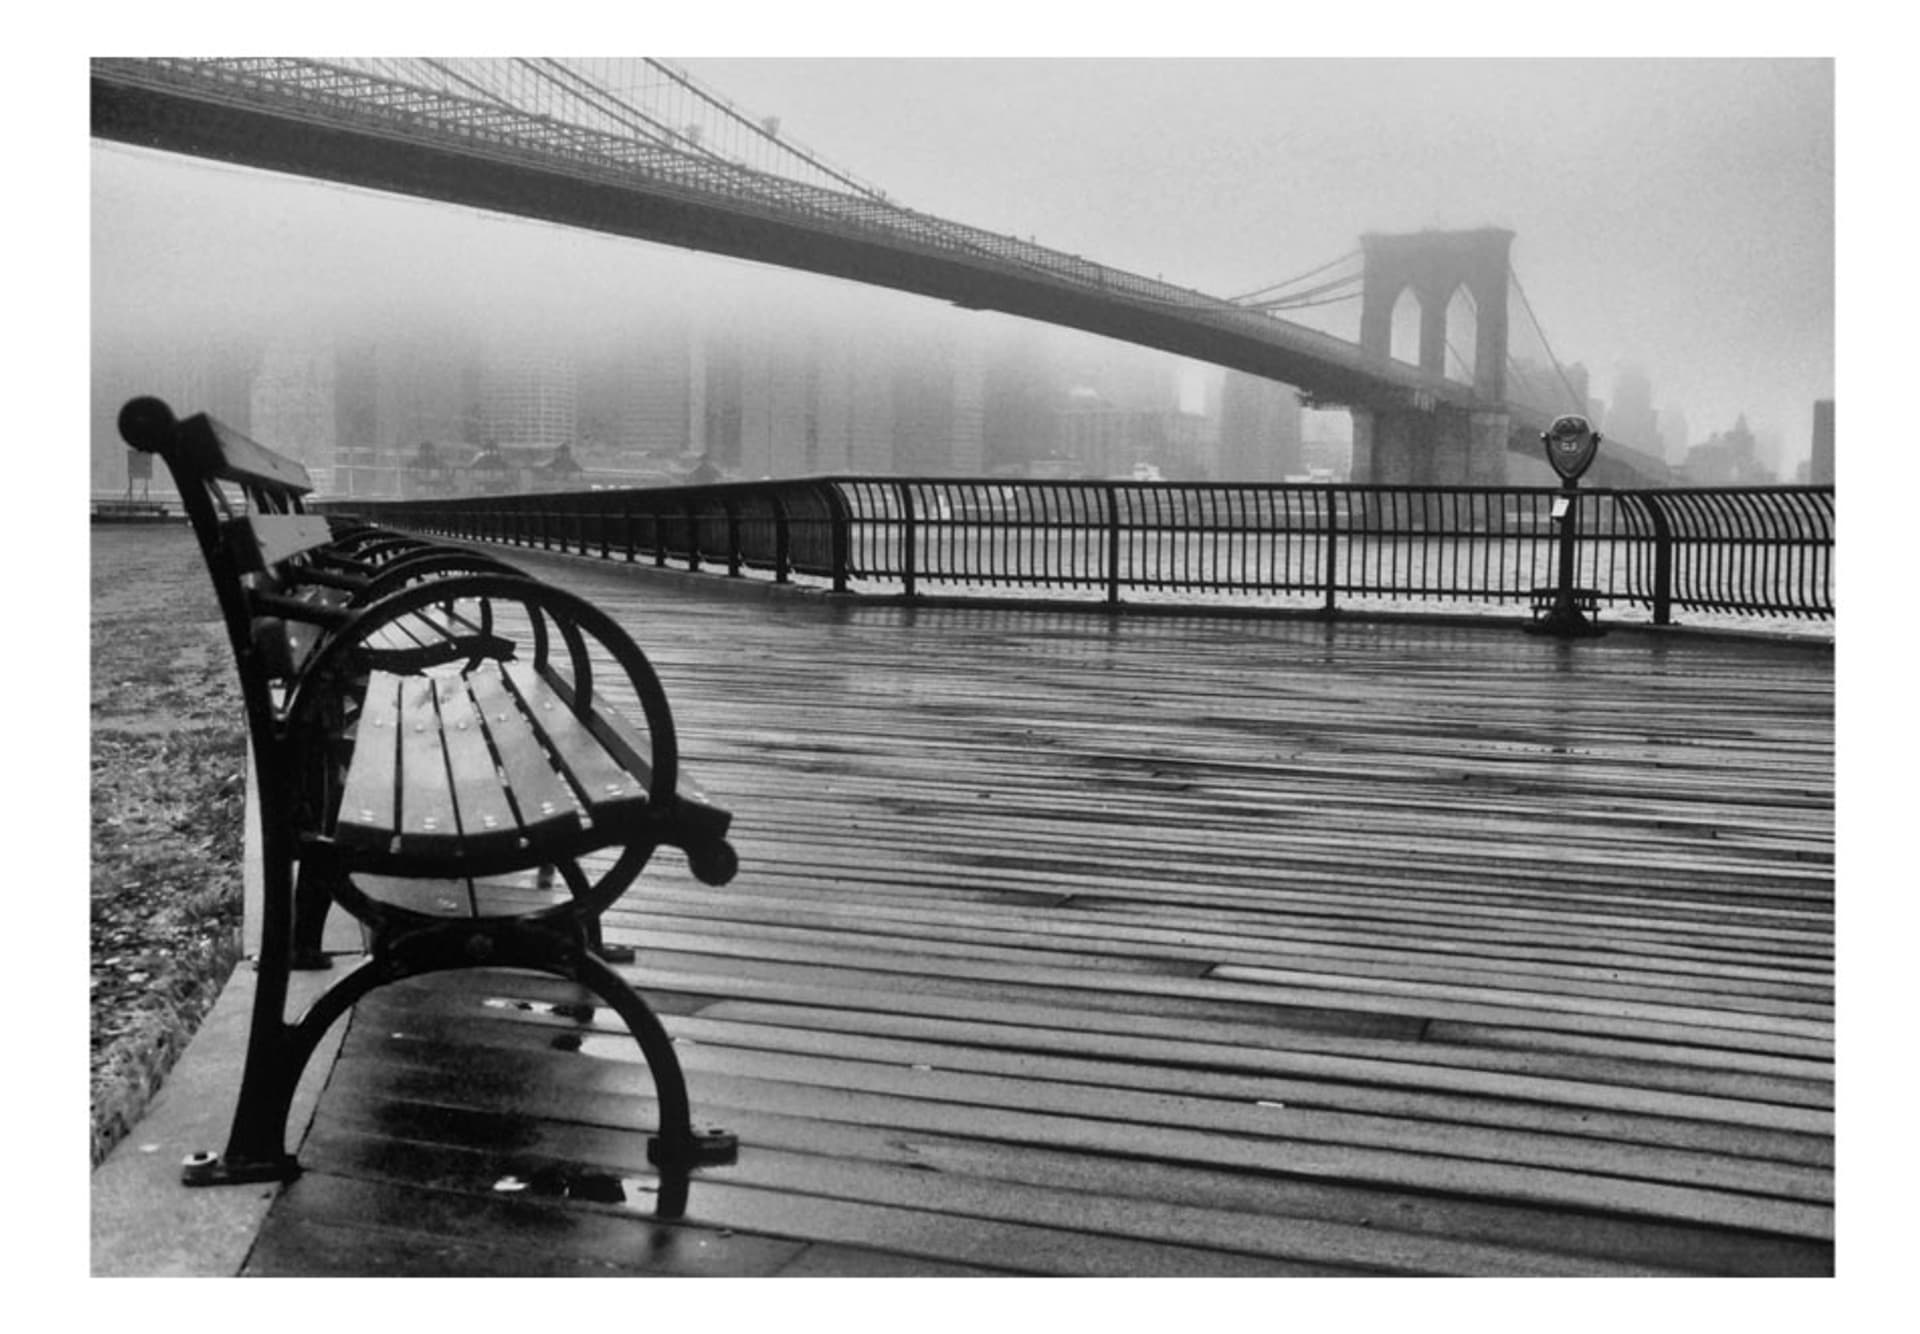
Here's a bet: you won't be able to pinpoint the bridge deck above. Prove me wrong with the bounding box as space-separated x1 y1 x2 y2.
148 555 1840 1275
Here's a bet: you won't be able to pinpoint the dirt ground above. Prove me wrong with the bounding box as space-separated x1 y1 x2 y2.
90 524 247 1163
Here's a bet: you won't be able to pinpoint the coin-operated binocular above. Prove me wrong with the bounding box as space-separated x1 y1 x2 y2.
1527 414 1606 639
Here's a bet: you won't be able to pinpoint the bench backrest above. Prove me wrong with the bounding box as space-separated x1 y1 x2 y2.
118 396 342 768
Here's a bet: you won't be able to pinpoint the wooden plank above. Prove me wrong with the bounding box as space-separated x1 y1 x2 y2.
393 674 460 855
501 662 649 816
683 999 1834 1133
319 1044 1828 1276
246 1169 812 1278
238 513 335 568
432 675 522 854
354 991 1831 1165
465 665 582 840
340 1008 1829 1204
330 1035 1834 1242
379 965 1837 1106
177 410 313 492
295 1117 1348 1277
332 672 402 849
624 883 1834 1000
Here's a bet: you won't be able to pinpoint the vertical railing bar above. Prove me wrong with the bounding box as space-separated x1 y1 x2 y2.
899 479 917 599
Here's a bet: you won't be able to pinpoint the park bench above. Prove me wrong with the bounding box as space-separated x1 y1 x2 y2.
117 396 742 1194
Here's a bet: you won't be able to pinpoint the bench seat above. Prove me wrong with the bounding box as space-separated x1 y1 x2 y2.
335 663 652 862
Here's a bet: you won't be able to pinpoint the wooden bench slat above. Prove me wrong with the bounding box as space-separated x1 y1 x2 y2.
501 662 650 819
465 666 583 840
334 673 403 849
395 675 461 856
237 514 337 569
174 410 315 492
432 676 523 854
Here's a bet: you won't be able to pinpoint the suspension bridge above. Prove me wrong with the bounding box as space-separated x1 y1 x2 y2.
89 56 1670 486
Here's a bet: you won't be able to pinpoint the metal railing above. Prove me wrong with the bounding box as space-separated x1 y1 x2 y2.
329 479 1835 625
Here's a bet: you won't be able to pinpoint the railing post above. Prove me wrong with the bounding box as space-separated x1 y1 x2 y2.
1643 491 1674 626
899 481 918 599
724 496 743 577
826 482 852 594
1104 483 1122 606
1323 488 1340 615
773 490 792 584
684 499 700 572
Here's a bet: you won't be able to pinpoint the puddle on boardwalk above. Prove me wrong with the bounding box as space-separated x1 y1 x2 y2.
491 1167 657 1207
479 995 654 1060
469 994 708 1217
482 996 598 1023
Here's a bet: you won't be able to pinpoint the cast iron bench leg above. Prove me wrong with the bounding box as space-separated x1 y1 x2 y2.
291 860 335 971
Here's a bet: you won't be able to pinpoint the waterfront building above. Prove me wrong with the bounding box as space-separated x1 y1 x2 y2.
250 337 337 474
1810 399 1834 485
1215 370 1304 482
1660 406 1691 465
478 339 578 452
1605 364 1660 454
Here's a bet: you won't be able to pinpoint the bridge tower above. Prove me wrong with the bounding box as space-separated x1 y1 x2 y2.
1350 227 1514 486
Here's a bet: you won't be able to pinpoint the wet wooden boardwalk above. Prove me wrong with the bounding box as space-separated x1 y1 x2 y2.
243 555 1834 1276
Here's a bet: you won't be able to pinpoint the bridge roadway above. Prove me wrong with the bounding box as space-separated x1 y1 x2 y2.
101 551 1834 1276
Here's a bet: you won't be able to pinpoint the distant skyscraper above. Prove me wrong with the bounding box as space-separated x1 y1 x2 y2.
579 321 697 460
892 325 986 476
1606 364 1659 454
364 335 478 457
1659 407 1690 465
982 327 1061 472
1810 399 1834 485
811 333 896 473
1509 358 1593 422
250 336 337 470
478 340 577 451
1216 371 1303 482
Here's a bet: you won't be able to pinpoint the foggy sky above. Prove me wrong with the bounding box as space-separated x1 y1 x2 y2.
675 58 1833 453
90 57 1832 460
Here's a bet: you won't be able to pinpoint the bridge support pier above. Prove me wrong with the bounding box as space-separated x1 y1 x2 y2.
1351 406 1510 486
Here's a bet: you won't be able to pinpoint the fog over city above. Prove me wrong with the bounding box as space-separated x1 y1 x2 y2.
91 57 1833 477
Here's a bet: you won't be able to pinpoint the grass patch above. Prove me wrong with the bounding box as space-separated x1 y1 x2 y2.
91 527 247 1165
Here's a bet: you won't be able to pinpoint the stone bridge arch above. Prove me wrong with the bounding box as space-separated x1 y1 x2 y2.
1359 227 1512 401
1352 227 1515 485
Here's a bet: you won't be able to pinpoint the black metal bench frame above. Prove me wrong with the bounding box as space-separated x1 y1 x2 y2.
117 397 739 1205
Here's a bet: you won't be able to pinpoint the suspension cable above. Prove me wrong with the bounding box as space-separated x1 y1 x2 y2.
1253 290 1363 314
641 58 891 201
516 58 708 156
1229 249 1362 304
1508 266 1586 412
415 58 526 114
1239 271 1363 311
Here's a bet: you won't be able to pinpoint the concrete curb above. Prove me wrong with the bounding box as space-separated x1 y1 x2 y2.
88 961 357 1276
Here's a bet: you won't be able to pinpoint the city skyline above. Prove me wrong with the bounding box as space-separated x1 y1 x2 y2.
90 291 1327 499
